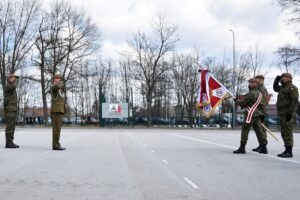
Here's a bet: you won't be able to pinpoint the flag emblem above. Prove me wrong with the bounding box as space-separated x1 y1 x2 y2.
197 70 231 118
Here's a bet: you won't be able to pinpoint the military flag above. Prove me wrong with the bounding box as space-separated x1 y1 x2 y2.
197 70 232 118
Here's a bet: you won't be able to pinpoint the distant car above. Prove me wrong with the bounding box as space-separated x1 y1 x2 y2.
135 117 147 125
267 118 277 125
152 117 167 125
69 117 82 124
63 117 72 125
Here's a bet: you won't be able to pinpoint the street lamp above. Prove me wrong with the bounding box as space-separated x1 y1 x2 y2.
229 29 236 129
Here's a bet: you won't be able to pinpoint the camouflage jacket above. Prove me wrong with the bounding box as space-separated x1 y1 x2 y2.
51 81 66 114
258 84 268 114
4 79 19 112
274 80 299 115
238 87 263 117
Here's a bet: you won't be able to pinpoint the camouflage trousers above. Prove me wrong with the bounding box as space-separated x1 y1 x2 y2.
279 114 295 147
240 115 267 146
257 114 268 144
5 111 17 144
52 113 63 149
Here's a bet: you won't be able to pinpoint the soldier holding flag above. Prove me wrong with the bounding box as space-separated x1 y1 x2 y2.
233 78 268 154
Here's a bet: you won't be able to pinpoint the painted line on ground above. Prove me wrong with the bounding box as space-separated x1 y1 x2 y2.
174 134 300 165
183 177 198 189
175 134 236 149
150 149 155 153
161 159 169 165
261 154 300 164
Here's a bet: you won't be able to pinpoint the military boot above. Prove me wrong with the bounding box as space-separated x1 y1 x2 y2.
277 147 293 158
233 143 246 154
258 145 268 154
5 143 20 148
252 145 261 152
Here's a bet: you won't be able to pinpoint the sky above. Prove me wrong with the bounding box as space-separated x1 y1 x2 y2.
42 0 299 103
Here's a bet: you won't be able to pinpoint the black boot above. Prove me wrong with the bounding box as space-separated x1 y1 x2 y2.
53 146 66 151
277 147 293 158
233 143 246 154
258 145 268 154
252 145 261 152
5 143 20 148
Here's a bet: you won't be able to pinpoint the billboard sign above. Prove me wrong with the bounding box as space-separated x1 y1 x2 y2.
102 103 128 118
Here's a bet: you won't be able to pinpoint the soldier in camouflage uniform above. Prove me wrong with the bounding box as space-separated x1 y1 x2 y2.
273 73 299 158
4 74 20 148
51 74 66 151
233 78 268 154
252 75 268 153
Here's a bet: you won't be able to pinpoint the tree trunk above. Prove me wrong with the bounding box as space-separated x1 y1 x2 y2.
146 94 152 127
40 65 48 126
187 105 194 128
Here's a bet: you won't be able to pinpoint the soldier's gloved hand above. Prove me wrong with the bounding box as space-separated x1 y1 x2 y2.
15 76 19 79
260 115 265 123
275 75 282 82
286 114 292 122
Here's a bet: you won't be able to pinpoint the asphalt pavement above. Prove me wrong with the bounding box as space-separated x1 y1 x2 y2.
0 127 299 200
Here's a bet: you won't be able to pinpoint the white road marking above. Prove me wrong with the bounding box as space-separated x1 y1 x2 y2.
161 159 168 165
262 154 300 164
183 177 198 189
175 134 236 149
150 149 155 153
174 134 300 165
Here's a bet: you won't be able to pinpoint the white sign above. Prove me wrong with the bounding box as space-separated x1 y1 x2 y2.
102 103 128 118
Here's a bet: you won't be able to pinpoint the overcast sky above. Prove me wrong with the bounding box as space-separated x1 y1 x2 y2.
43 0 299 101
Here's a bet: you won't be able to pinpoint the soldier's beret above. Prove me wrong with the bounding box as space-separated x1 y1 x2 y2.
255 75 264 80
54 74 62 79
248 78 259 83
281 73 292 80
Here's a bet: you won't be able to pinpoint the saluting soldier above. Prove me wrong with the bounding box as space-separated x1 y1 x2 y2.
4 74 20 148
252 75 268 153
273 73 299 158
51 74 66 151
233 78 268 154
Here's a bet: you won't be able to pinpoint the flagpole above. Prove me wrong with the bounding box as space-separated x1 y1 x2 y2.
229 29 236 129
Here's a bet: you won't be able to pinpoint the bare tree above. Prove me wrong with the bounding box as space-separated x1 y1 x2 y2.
275 0 300 25
31 0 101 125
0 0 40 96
31 15 53 126
172 52 200 127
236 53 252 97
248 43 264 76
202 56 217 69
275 0 300 75
127 15 178 126
119 54 132 103
17 68 34 125
88 59 111 122
45 0 101 80
275 44 299 74
209 58 232 123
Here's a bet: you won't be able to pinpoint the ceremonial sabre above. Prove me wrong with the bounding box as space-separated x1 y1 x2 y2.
261 123 279 141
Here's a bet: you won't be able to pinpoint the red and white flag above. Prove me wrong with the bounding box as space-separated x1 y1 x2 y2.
197 70 231 118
